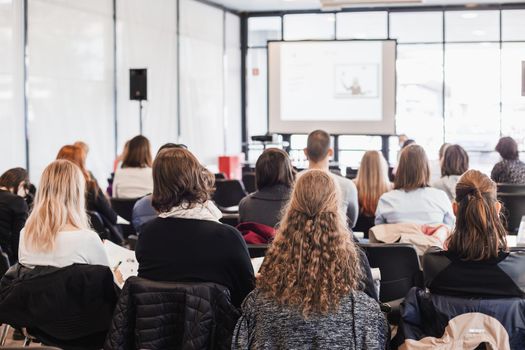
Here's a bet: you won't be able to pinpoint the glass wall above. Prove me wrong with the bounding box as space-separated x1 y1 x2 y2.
246 8 525 173
27 0 115 183
0 1 25 172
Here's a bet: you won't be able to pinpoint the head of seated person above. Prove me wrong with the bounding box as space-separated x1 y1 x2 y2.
375 144 454 226
304 129 332 169
122 135 152 169
355 150 391 217
57 144 97 192
238 148 294 228
432 144 469 201
113 135 153 198
19 160 109 268
423 170 525 298
232 170 388 349
496 136 520 162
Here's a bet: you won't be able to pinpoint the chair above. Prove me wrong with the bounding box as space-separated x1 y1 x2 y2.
497 192 525 234
104 277 240 349
87 211 108 240
242 172 257 194
215 172 227 180
110 197 140 238
358 243 423 324
219 214 240 227
247 244 269 258
345 167 358 180
497 183 525 194
213 180 247 213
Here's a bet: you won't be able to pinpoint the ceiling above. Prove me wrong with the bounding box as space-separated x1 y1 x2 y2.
208 0 524 12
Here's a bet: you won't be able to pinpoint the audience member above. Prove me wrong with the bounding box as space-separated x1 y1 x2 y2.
112 135 153 198
74 140 97 181
135 147 254 307
304 130 359 227
353 151 391 234
375 144 454 226
239 148 294 228
0 168 29 263
424 169 525 297
131 143 188 233
232 170 388 349
430 143 451 183
57 145 119 233
432 144 469 201
19 160 109 268
491 136 525 184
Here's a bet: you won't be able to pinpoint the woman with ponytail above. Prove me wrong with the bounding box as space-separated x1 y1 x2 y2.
423 169 525 297
232 170 388 349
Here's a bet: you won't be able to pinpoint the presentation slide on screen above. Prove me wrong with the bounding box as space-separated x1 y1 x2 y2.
268 40 396 135
281 41 383 121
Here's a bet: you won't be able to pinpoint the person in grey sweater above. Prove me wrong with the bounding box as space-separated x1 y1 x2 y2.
239 148 295 228
303 130 359 228
232 170 388 350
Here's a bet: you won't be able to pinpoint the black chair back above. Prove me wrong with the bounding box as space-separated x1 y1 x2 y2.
345 167 358 180
497 183 525 194
87 211 108 240
213 180 247 209
214 172 227 180
0 247 9 277
110 197 140 238
359 243 422 303
242 172 256 194
497 192 525 234
247 244 269 258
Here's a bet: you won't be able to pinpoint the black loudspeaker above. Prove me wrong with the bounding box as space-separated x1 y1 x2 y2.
130 68 147 100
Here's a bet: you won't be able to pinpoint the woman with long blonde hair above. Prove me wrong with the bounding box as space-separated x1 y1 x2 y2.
232 170 387 349
19 160 109 268
354 150 391 233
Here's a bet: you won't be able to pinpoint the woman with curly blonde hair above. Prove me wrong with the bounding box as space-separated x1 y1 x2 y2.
232 170 388 349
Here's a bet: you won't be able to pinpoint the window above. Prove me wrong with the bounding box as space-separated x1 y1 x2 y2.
283 13 335 41
246 48 268 139
502 10 525 41
396 44 444 160
248 16 281 47
445 11 499 42
336 11 387 39
389 12 443 43
444 43 501 151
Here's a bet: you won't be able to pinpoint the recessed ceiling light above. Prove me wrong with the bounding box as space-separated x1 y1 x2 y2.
461 13 478 19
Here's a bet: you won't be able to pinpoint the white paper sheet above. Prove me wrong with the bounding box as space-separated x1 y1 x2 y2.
104 240 138 288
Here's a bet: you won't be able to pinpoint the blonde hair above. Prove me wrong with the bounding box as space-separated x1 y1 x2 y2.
355 151 391 216
24 160 90 251
257 169 363 318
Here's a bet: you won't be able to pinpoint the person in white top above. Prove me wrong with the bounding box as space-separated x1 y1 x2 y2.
375 144 455 226
18 159 109 268
303 130 359 228
432 144 469 202
112 135 153 198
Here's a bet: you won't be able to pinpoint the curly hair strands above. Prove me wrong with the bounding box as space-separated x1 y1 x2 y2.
257 169 363 318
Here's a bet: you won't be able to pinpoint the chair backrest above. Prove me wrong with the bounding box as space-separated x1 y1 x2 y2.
213 180 247 208
242 172 256 194
359 243 423 303
345 167 358 180
497 192 525 234
247 244 269 258
497 183 525 194
87 211 108 240
110 197 140 222
215 172 227 180
105 277 239 349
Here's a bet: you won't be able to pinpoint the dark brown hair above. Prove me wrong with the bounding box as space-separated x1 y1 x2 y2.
446 170 508 261
438 143 451 160
122 135 152 168
0 167 29 193
495 136 519 161
441 144 469 177
394 144 430 191
255 148 295 190
152 148 214 212
306 130 331 163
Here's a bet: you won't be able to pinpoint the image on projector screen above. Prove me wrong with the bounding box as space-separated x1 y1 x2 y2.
334 64 379 98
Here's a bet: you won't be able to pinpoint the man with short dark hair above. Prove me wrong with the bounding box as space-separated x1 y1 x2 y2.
303 130 359 228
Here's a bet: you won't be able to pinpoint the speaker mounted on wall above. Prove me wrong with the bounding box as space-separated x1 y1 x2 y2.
130 68 147 101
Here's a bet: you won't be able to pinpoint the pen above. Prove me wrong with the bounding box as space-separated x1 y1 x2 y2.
113 261 122 272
